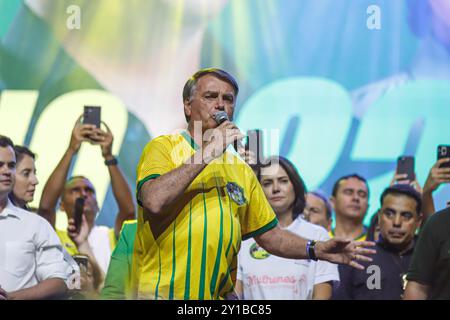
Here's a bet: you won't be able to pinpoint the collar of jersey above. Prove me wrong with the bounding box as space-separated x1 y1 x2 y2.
181 131 200 151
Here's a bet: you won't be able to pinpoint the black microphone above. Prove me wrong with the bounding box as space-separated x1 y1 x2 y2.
213 111 244 151
213 111 229 125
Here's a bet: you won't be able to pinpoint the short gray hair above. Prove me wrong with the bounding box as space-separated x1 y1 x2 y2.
182 68 239 122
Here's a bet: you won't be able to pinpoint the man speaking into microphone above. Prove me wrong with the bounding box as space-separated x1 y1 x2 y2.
133 68 375 300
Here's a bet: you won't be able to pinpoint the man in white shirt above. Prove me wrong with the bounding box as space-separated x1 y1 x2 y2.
0 135 71 300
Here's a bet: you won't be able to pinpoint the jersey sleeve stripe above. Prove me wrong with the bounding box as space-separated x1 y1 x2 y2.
136 174 161 206
242 217 279 241
181 131 200 150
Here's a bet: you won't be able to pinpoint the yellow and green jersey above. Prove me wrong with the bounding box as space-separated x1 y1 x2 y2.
133 131 277 300
328 227 367 242
56 228 117 256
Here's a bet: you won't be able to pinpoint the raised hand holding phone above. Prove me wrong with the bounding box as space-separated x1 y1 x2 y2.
423 146 450 194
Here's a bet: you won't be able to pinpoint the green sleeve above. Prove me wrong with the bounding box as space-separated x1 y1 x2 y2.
101 222 137 300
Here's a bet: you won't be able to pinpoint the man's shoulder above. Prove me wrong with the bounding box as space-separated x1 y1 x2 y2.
421 208 450 234
11 206 54 228
145 133 181 148
119 220 138 236
427 207 450 224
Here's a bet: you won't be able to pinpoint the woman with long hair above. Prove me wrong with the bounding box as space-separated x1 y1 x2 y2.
10 146 39 210
235 156 339 300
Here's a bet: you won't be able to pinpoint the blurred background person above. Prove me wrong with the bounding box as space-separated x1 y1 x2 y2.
304 190 333 231
390 156 450 221
9 146 38 211
330 174 378 298
333 184 422 300
38 117 135 284
330 174 370 241
236 156 339 300
0 135 72 300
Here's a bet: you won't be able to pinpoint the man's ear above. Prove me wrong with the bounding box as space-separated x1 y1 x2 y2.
184 99 192 120
377 209 382 221
59 201 66 212
330 196 336 210
417 213 424 227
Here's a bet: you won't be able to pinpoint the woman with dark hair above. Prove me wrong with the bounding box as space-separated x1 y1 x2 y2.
10 145 39 210
235 156 339 300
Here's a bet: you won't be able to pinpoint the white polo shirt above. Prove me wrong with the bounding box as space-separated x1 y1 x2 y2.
237 217 340 300
0 199 72 293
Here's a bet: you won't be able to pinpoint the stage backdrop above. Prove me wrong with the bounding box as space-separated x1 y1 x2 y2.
1 0 450 228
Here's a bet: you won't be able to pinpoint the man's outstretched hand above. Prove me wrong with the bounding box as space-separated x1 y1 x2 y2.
315 238 376 270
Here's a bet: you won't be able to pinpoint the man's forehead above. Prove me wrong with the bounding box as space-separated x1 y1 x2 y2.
339 177 368 191
382 194 417 210
197 75 236 93
0 146 16 163
65 177 95 189
307 193 323 203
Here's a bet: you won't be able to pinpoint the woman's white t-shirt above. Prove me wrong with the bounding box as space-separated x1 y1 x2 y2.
237 217 339 300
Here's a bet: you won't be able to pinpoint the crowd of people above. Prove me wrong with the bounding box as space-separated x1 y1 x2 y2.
1 68 449 300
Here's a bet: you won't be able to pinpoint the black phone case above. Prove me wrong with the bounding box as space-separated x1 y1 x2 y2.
74 198 85 233
397 156 415 181
83 106 101 128
73 255 89 272
438 145 450 168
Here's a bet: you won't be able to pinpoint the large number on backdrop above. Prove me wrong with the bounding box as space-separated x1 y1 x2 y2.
0 89 128 228
236 77 353 188
2 79 450 226
28 90 128 211
0 90 38 145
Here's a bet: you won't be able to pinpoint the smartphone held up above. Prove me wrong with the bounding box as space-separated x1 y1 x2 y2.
396 156 415 183
83 106 101 128
438 145 450 168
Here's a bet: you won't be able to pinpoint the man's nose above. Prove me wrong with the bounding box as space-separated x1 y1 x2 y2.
216 96 225 110
393 214 402 227
0 166 12 176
